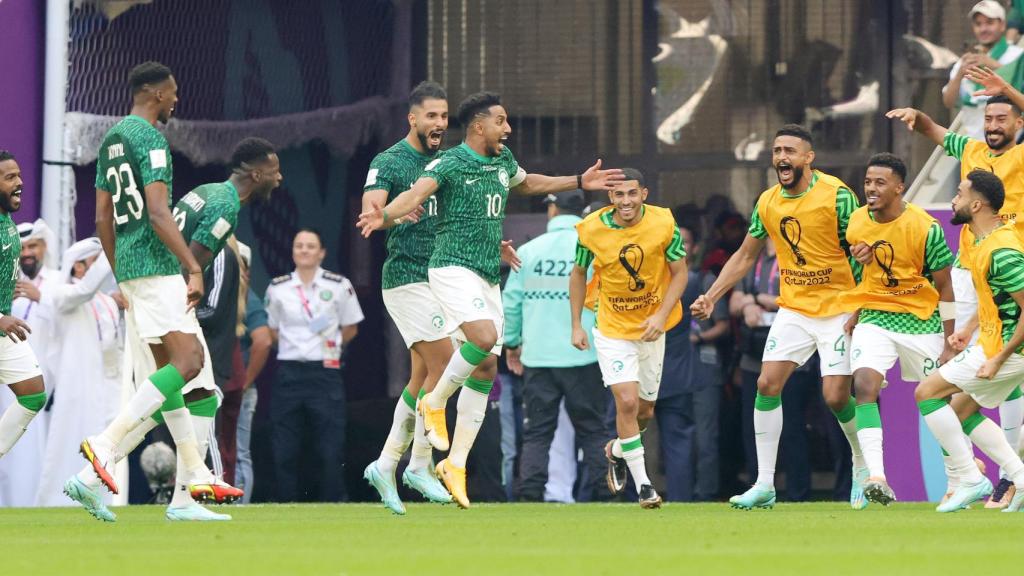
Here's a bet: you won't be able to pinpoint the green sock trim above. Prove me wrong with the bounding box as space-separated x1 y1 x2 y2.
621 437 643 452
187 395 219 418
459 341 489 365
855 403 881 430
149 364 187 398
941 447 949 457
917 398 948 416
832 396 856 423
159 389 186 413
16 392 46 412
961 412 987 436
418 389 427 399
463 377 493 395
754 393 781 411
1008 386 1023 401
401 387 417 411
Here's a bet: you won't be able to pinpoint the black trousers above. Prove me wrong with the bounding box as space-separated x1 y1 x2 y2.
271 361 347 502
656 385 721 502
515 363 608 502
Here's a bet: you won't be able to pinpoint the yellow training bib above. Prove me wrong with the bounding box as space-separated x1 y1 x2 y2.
576 205 683 340
957 141 1024 270
972 225 1024 358
840 203 938 319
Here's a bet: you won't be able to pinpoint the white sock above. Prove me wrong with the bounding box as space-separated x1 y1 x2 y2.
835 415 866 470
999 394 1023 477
408 406 433 471
620 435 650 486
379 397 416 477
81 416 160 490
857 428 885 479
942 435 975 493
167 413 215 508
162 407 206 480
449 387 488 469
0 402 37 458
611 438 624 458
427 351 478 410
968 417 1024 488
191 414 215 463
753 404 783 487
100 381 166 444
924 406 983 484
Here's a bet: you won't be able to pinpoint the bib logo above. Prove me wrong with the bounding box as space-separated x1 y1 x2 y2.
618 244 646 291
779 216 806 266
472 297 485 310
871 240 898 287
431 315 445 330
498 168 510 189
611 360 624 373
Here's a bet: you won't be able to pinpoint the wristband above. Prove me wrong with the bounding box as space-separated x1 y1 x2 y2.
382 209 390 223
939 301 956 321
576 174 582 189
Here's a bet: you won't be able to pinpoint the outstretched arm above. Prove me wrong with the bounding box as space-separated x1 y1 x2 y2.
885 107 948 147
357 177 439 237
966 65 1024 112
512 159 624 196
692 233 766 319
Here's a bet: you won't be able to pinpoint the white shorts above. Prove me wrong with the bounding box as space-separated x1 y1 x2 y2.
382 282 450 348
119 275 197 342
428 266 504 355
939 345 1024 409
592 327 666 402
124 306 216 395
763 307 851 376
850 323 943 382
951 267 979 344
0 336 41 386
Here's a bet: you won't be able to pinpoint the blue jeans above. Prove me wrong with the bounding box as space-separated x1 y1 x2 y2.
235 386 258 504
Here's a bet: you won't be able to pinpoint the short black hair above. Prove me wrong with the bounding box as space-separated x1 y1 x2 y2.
0 150 14 163
295 227 324 248
775 124 813 146
457 91 502 127
867 152 907 182
967 169 1005 211
621 167 646 188
129 61 173 95
986 94 1022 116
229 137 276 170
409 81 447 109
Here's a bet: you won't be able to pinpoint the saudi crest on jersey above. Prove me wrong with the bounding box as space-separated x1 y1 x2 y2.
173 180 241 265
364 140 439 289
423 143 523 284
94 115 179 282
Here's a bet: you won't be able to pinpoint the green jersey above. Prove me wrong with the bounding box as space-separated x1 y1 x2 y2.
0 213 20 320
859 222 954 334
364 140 439 289
173 180 241 264
423 143 526 285
988 247 1024 351
94 115 178 282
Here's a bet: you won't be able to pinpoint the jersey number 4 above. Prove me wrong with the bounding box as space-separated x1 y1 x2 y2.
105 164 144 225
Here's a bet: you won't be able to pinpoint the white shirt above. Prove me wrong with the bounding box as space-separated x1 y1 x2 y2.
945 44 1024 139
265 267 364 362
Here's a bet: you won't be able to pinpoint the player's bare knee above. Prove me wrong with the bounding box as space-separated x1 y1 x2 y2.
471 356 498 381
755 374 783 397
852 374 879 403
822 388 848 412
616 391 639 416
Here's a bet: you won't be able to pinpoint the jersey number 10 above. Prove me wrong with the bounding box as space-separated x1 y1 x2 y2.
486 193 503 218
105 164 144 225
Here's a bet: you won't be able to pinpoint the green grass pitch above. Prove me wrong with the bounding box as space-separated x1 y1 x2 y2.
4 502 1022 575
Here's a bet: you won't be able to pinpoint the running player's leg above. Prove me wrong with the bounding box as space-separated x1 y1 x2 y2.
0 347 46 460
402 342 453 503
949 391 1024 510
848 323 898 504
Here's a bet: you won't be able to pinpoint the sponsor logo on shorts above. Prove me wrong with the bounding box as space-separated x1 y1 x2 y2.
611 360 624 373
431 315 445 330
320 290 333 302
766 337 778 352
472 297 485 310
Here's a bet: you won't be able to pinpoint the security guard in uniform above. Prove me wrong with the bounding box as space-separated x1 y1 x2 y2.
265 228 364 502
